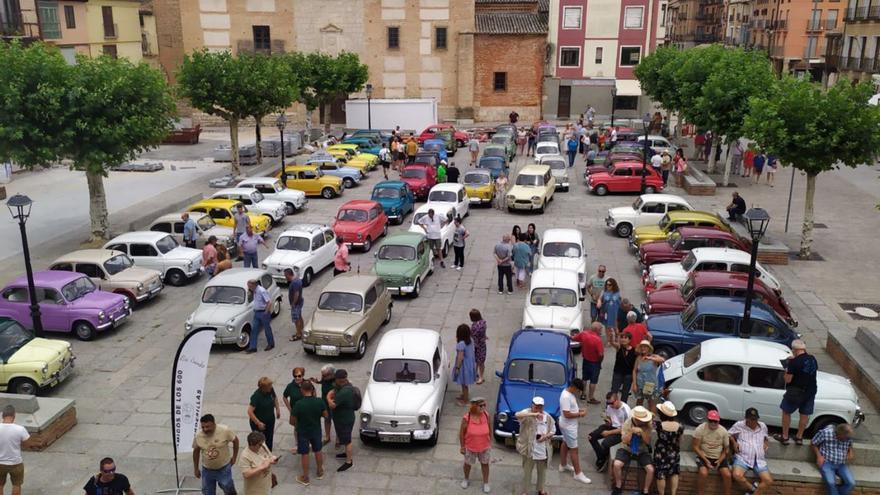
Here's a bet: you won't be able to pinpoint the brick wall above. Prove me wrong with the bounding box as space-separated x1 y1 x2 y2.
474 33 545 122
24 407 77 451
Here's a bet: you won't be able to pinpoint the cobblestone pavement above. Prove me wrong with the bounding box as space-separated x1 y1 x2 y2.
10 138 880 495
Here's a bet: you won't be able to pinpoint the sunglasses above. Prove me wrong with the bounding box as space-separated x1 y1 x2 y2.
101 468 116 474
708 420 720 424
293 375 303 378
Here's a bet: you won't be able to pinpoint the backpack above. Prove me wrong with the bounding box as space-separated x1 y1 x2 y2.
345 384 363 410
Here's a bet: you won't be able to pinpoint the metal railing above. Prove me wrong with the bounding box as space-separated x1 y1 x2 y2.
824 18 839 29
104 22 117 39
40 20 60 39
868 5 880 18
0 12 40 38
806 19 823 31
774 19 787 29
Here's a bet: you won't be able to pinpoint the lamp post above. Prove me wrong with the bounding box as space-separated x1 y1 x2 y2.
610 87 618 128
365 83 373 131
276 113 288 184
6 194 42 337
740 207 771 338
641 112 651 194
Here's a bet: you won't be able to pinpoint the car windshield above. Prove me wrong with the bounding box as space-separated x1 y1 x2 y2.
318 291 363 312
516 174 543 186
546 160 565 170
667 231 682 247
337 209 368 222
202 286 246 304
197 216 217 230
491 136 508 145
103 254 134 276
156 235 178 254
464 173 490 185
0 320 33 361
373 188 400 199
658 214 672 230
530 287 577 307
484 148 505 158
372 359 431 383
536 145 556 155
428 190 457 203
61 276 97 301
680 252 697 271
250 191 265 203
402 168 426 179
270 181 284 192
681 302 697 326
507 359 567 386
276 235 310 252
424 143 443 151
377 244 416 261
632 198 644 210
682 344 701 367
542 242 581 258
680 276 696 300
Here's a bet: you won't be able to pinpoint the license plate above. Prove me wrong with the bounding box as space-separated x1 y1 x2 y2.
150 286 162 295
58 364 73 381
379 434 410 443
316 345 339 356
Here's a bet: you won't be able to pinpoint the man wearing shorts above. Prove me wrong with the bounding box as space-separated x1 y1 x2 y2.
693 410 732 495
776 339 818 445
417 208 447 268
571 322 604 404
0 406 28 495
729 408 774 495
291 381 328 486
611 406 654 495
557 379 591 484
285 268 304 341
327 369 356 472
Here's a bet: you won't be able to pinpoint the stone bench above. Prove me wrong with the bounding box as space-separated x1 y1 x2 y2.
683 167 717 196
718 210 790 265
827 326 880 410
0 394 77 451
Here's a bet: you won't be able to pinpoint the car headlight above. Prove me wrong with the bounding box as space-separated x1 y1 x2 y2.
124 298 130 309
98 311 106 321
357 233 363 240
186 261 193 269
418 414 430 426
497 412 509 423
578 273 585 283
361 413 371 424
647 303 653 312
185 322 193 331
303 327 310 337
507 195 515 201
136 283 144 292
344 333 354 344
41 364 48 377
261 263 267 269
531 196 542 204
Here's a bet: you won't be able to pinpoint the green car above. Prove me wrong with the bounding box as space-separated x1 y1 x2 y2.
371 232 434 298
482 144 510 168
491 132 516 162
435 129 458 154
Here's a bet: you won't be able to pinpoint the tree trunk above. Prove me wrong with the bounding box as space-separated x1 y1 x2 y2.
323 101 331 133
229 117 241 176
255 117 263 165
721 138 733 187
304 109 313 144
799 172 818 258
706 134 717 173
86 169 110 242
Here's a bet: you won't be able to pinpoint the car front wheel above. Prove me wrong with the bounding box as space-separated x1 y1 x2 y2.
653 345 676 360
595 185 608 196
616 223 633 238
302 268 313 287
684 403 713 426
363 237 372 252
74 321 96 341
10 378 38 396
237 326 251 349
645 186 657 194
412 278 421 298
343 177 356 189
355 335 368 359
166 269 186 287
321 187 335 199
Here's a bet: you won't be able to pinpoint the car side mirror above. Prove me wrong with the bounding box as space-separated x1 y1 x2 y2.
434 372 440 380
579 296 585 302
495 370 503 378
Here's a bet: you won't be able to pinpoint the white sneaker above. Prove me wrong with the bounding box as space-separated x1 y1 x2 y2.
558 464 574 473
460 479 469 489
574 472 592 484
482 483 491 493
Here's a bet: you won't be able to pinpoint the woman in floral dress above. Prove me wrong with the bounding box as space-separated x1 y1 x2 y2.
469 309 488 384
653 401 683 495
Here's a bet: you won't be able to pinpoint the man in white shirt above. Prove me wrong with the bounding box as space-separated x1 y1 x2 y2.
650 152 663 173
0 406 30 495
558 379 591 484
588 392 631 472
417 208 447 268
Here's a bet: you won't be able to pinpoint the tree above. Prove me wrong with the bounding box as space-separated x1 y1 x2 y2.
241 54 298 164
744 77 880 257
285 52 322 138
634 46 682 131
672 45 728 172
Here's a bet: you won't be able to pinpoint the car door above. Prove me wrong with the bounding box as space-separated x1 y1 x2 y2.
418 240 431 276
209 207 233 228
363 285 379 337
368 206 383 240
609 167 633 192
75 263 108 291
129 243 162 273
686 314 735 348
456 187 469 218
0 287 34 329
743 317 790 345
36 287 69 332
745 366 786 425
544 171 555 199
696 363 745 420
639 202 666 227
402 185 414 214
299 171 320 195
322 229 338 267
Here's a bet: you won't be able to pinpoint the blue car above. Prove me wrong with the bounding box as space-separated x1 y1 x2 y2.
371 180 415 225
478 156 508 179
422 139 448 162
343 137 382 156
493 329 576 442
647 296 800 359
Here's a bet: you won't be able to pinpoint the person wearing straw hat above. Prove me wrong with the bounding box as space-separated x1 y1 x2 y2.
654 401 684 495
611 405 655 495
515 396 555 495
693 410 732 495
632 340 665 414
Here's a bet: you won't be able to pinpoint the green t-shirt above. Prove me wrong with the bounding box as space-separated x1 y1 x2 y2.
292 396 327 436
333 384 356 426
249 389 276 424
283 381 303 412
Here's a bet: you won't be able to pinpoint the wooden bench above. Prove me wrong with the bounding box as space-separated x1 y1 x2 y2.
683 167 717 196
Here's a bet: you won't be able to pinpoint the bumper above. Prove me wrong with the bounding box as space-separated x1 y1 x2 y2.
359 427 435 442
302 342 358 356
185 268 201 279
587 183 595 192
96 308 132 331
555 182 570 190
41 357 75 388
468 197 492 204
134 283 164 302
507 201 542 211
390 284 417 295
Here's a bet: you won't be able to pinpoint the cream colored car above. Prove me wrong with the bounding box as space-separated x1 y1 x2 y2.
49 249 164 306
506 164 556 213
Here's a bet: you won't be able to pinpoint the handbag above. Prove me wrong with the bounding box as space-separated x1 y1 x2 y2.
783 385 807 403
641 381 656 396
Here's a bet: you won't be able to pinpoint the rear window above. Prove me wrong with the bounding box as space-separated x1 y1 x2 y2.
682 345 701 367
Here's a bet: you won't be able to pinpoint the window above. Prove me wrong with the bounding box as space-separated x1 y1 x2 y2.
694 288 732 298
493 72 507 91
129 244 157 257
64 5 75 29
661 3 668 26
387 26 400 49
614 95 638 110
560 47 580 67
747 319 782 340
106 244 127 254
624 6 645 28
2 288 28 302
562 6 583 28
641 203 665 214
253 25 270 51
827 9 838 28
435 27 447 49
667 203 689 212
311 234 325 250
364 287 377 307
51 263 73 272
76 264 103 279
260 274 273 289
150 223 172 234
102 6 115 38
698 364 743 385
38 2 61 39
102 45 118 58
432 348 442 374
613 168 634 176
620 46 642 66
172 222 186 234
209 208 230 220
701 315 735 334
36 288 63 305
748 367 785 389
323 229 335 244
695 262 727 271
595 47 603 64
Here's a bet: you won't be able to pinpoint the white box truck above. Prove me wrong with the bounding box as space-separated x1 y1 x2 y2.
345 98 438 133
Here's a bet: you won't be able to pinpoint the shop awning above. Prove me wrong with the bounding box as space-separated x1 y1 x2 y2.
615 79 642 96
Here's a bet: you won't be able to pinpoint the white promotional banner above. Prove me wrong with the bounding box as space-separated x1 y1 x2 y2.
172 328 216 455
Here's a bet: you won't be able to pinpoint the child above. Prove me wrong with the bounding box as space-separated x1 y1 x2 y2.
452 216 469 270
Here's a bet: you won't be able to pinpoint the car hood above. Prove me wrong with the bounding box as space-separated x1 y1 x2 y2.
109 267 163 284
366 382 437 416
310 310 362 333
537 257 585 277
645 313 684 336
8 338 71 364
549 169 568 178
276 189 306 200
70 290 126 309
646 286 686 309
373 258 418 277
634 225 665 239
498 382 562 417
400 177 427 187
817 371 859 402
333 220 369 234
254 198 286 210
165 247 203 263
522 305 582 332
264 250 309 267
204 225 234 240
609 206 637 218
189 304 246 326
650 262 686 282
641 240 675 256
507 185 543 196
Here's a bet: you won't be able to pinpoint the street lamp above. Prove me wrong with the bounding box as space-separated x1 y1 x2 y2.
641 112 651 193
610 87 618 128
740 207 771 338
365 83 374 131
276 113 288 183
6 194 43 337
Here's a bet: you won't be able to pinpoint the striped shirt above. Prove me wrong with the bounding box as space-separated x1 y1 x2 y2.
729 420 769 470
812 425 852 465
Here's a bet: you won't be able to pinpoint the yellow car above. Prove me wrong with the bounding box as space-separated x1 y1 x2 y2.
629 210 734 249
506 164 556 213
0 317 75 395
327 144 377 171
187 199 271 234
323 148 368 174
463 169 494 205
280 165 344 199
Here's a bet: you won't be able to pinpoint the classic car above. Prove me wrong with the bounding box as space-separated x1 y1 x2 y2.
435 129 458 153
426 183 469 220
371 181 415 225
418 124 469 147
49 249 164 306
149 212 237 256
372 232 434 297
605 194 694 238
663 338 863 431
644 247 781 293
493 329 576 441
629 210 734 249
0 271 130 341
280 165 345 199
478 156 508 179
302 274 393 359
421 139 448 162
359 328 449 445
409 204 455 256
186 199 271 234
0 317 75 395
261 224 337 286
236 177 308 214
463 169 495 205
490 133 516 162
305 155 363 189
536 228 587 295
506 165 555 213
342 137 382 156
482 144 509 163
643 271 797 326
521 269 584 337
400 164 438 200
332 200 389 252
325 145 376 172
636 134 677 155
638 227 751 267
647 297 799 359
210 188 288 224
184 268 282 349
534 141 561 163
587 162 665 196
539 154 570 191
104 232 203 286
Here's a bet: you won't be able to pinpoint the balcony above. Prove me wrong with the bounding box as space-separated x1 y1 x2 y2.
0 11 40 38
104 23 117 39
806 19 823 31
695 32 719 42
869 5 880 19
773 19 787 30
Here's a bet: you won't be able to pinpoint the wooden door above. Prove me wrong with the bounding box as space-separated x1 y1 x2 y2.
557 85 571 119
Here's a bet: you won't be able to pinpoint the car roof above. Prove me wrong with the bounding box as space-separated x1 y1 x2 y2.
530 268 579 288
380 231 425 247
519 164 551 175
693 338 791 367
638 134 670 141
692 296 779 322
690 270 768 290
689 247 751 263
542 228 583 244
536 141 559 147
675 226 737 239
639 193 689 205
430 183 464 193
213 187 261 195
374 328 440 361
190 198 241 208
374 180 407 188
206 268 269 287
508 329 570 362
414 203 454 215
666 210 723 222
278 224 329 236
339 199 380 210
52 249 123 264
11 270 84 287
321 273 379 294
107 231 172 243
238 177 279 185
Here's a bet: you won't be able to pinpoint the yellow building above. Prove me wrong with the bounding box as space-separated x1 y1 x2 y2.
39 0 143 62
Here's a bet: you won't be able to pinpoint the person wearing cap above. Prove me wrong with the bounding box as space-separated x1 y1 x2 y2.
459 397 492 493
654 401 684 495
557 378 592 485
611 405 655 495
326 369 356 472
775 339 818 446
693 410 732 495
729 408 773 494
589 391 631 472
247 377 281 451
571 322 604 404
515 396 556 495
633 340 665 413
811 422 855 495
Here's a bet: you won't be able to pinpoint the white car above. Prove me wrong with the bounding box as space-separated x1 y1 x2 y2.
408 204 455 258
536 228 587 294
426 183 469 220
637 134 677 155
605 194 693 238
148 212 237 255
645 247 781 292
184 268 283 349
534 141 560 162
104 232 202 286
664 338 864 430
261 224 337 287
237 177 308 214
359 328 449 445
521 268 583 337
539 154 570 191
210 188 288 224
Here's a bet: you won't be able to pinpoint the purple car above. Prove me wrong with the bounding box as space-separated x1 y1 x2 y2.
0 271 131 341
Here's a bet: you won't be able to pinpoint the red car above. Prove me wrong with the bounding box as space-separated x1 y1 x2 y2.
643 271 797 326
638 227 751 268
587 162 665 195
585 152 645 176
332 200 389 252
400 164 437 200
417 124 468 147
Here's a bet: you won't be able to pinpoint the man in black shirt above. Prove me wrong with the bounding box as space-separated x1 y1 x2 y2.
83 457 134 495
775 339 818 445
726 192 747 220
446 161 460 184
